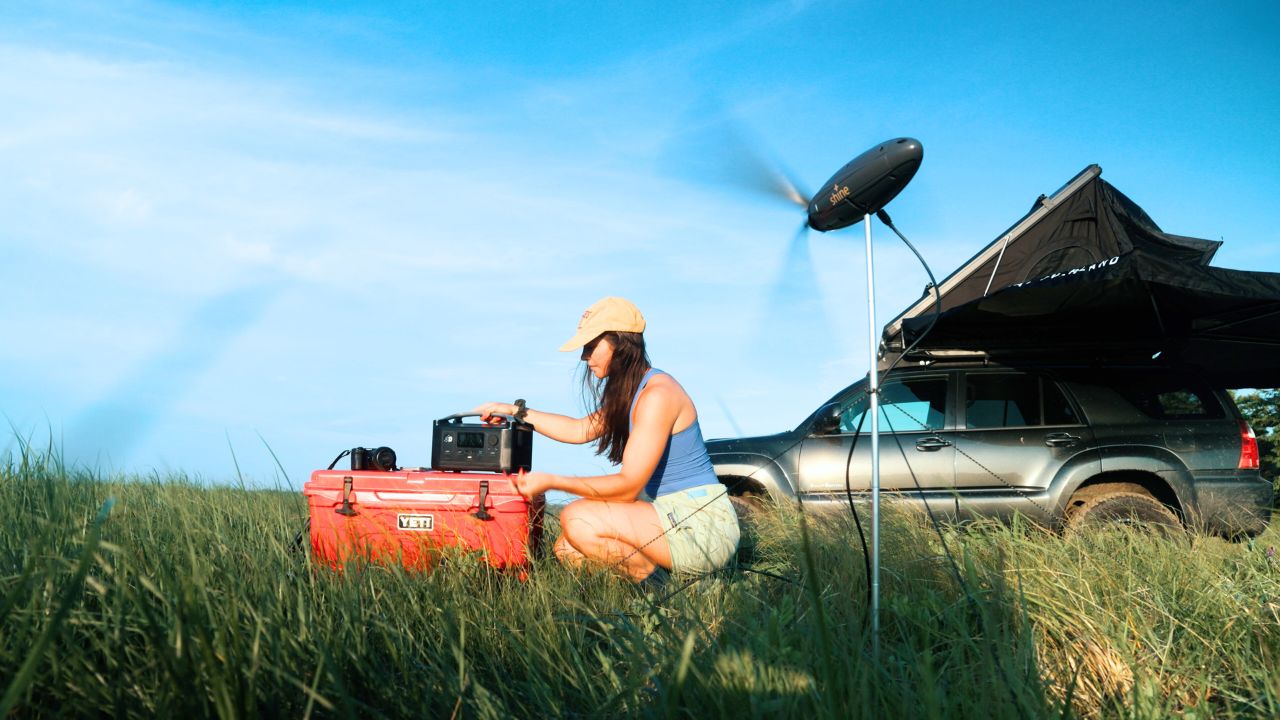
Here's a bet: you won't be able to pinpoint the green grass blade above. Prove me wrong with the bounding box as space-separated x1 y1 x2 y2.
0 497 113 715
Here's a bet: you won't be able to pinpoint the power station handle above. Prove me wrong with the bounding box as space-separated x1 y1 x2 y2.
439 412 515 423
474 480 493 521
437 412 532 429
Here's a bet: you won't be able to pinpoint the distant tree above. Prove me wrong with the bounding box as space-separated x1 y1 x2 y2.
1233 389 1280 498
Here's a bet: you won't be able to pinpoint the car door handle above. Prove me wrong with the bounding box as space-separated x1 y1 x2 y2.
915 437 952 451
1044 432 1080 447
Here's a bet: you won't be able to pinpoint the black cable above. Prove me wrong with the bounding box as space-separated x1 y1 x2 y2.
619 442 808 603
871 211 1029 716
608 411 827 589
652 575 707 605
290 517 311 555
881 409 1029 717
616 212 914 604
876 208 942 378
842 399 873 610
301 449 352 555
880 207 1057 518
737 566 800 585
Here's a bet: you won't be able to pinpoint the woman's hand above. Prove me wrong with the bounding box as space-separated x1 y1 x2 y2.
511 469 555 499
472 402 517 425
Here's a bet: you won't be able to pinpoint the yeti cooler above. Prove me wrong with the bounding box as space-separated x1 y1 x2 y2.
304 469 543 571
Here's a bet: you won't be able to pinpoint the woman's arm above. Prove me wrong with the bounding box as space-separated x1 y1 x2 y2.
511 383 680 502
472 402 602 445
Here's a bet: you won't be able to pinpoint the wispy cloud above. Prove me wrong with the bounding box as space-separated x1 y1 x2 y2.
7 0 1271 484
0 13 820 479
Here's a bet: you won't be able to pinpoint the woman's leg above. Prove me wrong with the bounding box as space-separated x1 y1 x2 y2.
556 498 672 581
553 534 587 566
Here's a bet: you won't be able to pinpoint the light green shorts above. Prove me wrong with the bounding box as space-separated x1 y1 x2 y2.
653 484 740 574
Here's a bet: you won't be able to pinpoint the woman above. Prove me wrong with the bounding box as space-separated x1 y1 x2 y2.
473 296 739 582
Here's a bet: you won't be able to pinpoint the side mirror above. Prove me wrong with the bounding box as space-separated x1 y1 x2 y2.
811 402 842 436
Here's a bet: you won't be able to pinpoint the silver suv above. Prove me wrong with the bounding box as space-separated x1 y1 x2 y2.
708 362 1273 536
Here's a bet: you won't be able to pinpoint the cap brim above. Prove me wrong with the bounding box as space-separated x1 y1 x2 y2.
558 329 601 352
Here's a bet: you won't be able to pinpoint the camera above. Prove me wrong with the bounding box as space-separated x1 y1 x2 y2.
350 446 397 472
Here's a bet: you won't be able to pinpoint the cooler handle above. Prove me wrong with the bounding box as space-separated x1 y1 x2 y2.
473 480 493 521
336 476 359 517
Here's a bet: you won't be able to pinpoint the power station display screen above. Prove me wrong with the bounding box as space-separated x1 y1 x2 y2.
455 427 483 445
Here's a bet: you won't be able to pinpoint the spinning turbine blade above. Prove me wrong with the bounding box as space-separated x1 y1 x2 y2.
715 126 810 209
661 112 810 210
716 395 745 438
753 223 835 365
769 222 818 308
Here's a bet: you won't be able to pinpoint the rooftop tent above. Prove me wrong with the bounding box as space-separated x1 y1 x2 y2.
881 165 1221 352
889 167 1280 388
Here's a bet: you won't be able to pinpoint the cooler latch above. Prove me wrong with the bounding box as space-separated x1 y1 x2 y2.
336 476 358 517
473 480 493 521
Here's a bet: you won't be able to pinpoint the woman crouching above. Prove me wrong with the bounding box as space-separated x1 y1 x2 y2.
474 296 739 582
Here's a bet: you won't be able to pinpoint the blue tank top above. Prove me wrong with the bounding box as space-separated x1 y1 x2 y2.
628 368 720 498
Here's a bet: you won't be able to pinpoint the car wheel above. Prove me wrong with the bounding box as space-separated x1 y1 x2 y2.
725 492 765 564
729 492 765 522
1064 490 1182 535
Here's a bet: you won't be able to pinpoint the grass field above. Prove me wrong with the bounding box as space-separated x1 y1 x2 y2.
2 446 1278 719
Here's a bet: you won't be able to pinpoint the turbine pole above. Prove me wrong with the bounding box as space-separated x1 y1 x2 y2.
863 212 881 660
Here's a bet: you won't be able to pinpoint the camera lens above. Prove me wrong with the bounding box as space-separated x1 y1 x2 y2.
371 446 397 471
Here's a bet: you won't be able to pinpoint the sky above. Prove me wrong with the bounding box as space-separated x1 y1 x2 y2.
2 0 1278 488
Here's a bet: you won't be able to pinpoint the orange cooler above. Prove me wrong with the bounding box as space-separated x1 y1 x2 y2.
304 469 543 571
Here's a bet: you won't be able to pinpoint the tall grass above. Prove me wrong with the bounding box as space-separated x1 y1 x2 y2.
1 444 1277 718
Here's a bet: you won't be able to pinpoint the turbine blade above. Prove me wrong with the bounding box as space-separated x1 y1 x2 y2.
752 223 836 368
716 395 745 438
660 106 810 209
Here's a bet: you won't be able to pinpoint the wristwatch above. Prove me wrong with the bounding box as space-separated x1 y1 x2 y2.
513 398 529 423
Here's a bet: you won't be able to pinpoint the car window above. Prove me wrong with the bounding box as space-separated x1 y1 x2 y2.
965 373 1078 428
1117 382 1223 420
840 377 947 433
1042 381 1077 425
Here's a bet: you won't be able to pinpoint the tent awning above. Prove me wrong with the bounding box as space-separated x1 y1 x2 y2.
899 248 1280 388
882 165 1221 351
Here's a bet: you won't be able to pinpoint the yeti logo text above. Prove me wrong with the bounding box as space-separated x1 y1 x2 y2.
397 514 434 531
829 183 851 206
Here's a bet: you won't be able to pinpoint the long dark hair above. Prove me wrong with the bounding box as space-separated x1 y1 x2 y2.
580 331 651 464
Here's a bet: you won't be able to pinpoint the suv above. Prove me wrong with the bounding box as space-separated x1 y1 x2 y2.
707 362 1273 536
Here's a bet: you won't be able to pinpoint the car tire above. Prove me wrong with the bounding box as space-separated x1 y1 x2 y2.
729 492 765 522
1064 490 1182 535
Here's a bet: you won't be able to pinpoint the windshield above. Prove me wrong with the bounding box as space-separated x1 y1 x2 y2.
839 377 947 433
796 375 868 431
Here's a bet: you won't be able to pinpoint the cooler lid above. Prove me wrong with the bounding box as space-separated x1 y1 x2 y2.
304 469 522 496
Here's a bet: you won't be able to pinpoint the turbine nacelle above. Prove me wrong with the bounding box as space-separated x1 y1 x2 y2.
806 138 923 232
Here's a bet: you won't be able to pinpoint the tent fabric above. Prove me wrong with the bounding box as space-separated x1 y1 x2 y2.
886 167 1280 388
882 168 1221 351
898 234 1280 388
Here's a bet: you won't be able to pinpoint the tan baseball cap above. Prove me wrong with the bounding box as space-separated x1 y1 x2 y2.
559 296 646 351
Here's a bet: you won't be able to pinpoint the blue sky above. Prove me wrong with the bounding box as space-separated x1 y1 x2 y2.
2 0 1278 487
